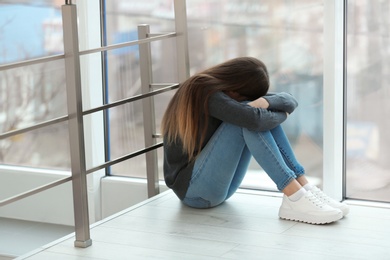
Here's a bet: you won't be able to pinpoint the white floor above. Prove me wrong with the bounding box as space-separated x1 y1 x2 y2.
17 190 390 260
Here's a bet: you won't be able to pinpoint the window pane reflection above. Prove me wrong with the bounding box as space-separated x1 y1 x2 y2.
0 2 68 170
0 60 69 169
188 0 324 190
106 0 325 190
346 0 390 202
0 1 63 63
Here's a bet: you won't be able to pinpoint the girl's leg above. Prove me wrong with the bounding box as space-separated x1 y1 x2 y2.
242 128 299 192
269 125 305 177
270 125 349 216
269 125 310 188
184 123 300 208
184 122 343 224
225 146 252 200
250 127 344 223
183 123 251 208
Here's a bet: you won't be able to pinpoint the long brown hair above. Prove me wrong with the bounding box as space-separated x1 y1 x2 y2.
161 57 269 161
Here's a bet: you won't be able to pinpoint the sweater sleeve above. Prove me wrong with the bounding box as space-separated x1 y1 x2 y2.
208 92 287 132
263 92 298 114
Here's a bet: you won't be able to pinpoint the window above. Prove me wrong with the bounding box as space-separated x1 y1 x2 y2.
103 0 178 177
103 0 325 191
346 0 390 202
1 0 329 194
0 1 69 170
186 0 325 190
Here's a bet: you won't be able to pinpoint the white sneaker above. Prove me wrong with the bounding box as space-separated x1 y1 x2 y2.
279 190 343 224
309 186 350 216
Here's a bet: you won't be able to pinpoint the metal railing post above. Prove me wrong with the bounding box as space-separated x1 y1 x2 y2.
174 0 190 82
138 24 160 198
62 3 92 248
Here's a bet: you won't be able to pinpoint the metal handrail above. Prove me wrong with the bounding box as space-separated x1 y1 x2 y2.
0 0 189 248
0 35 179 140
0 176 72 207
0 54 64 71
0 142 163 208
0 51 179 208
79 32 177 56
0 33 175 72
86 143 163 175
83 83 179 115
0 115 69 140
0 84 178 140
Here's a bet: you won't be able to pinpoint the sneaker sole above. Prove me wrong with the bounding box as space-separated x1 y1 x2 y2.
279 209 343 225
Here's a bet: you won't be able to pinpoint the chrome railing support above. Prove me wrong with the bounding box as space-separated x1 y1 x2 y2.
62 3 92 248
1 1 190 248
138 24 160 198
174 0 190 82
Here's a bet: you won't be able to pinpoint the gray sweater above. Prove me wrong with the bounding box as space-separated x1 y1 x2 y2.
163 91 298 199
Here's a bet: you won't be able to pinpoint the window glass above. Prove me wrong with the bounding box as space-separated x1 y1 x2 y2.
110 155 147 179
0 1 70 169
1 122 70 169
0 0 326 184
105 0 325 189
109 101 146 160
104 1 178 177
346 0 390 202
0 1 101 171
0 2 68 169
0 60 70 169
0 1 63 64
104 0 175 47
186 0 324 190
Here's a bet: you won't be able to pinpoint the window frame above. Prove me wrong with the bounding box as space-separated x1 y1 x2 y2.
322 0 346 201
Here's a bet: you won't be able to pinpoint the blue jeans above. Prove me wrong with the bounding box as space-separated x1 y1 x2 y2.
183 123 305 208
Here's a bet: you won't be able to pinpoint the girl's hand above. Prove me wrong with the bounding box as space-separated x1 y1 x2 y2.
248 97 269 109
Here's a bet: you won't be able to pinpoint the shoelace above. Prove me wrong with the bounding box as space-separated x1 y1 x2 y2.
306 192 325 208
311 188 333 203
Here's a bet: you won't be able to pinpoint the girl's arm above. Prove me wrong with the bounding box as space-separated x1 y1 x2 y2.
208 92 288 132
262 92 298 114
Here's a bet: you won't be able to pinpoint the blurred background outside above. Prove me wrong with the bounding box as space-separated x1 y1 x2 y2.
0 0 389 202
